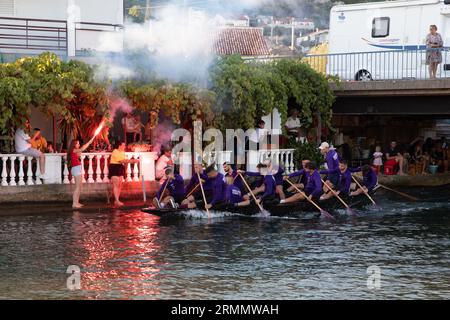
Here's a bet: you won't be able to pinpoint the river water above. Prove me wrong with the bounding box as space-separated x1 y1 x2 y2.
0 187 449 300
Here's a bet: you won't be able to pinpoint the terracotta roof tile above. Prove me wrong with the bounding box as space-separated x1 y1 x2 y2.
212 27 270 57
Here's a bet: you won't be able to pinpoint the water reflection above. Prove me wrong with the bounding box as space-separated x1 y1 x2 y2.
71 211 163 299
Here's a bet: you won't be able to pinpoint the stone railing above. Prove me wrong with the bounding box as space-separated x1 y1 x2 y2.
247 149 296 174
0 152 158 187
0 149 297 187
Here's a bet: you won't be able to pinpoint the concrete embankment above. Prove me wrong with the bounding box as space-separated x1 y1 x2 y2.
0 181 161 206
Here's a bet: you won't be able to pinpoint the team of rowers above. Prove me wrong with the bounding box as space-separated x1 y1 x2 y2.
152 142 379 210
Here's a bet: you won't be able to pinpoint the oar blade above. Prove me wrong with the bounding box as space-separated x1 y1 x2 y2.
320 209 336 221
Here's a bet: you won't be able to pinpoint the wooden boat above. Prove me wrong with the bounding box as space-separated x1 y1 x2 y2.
141 191 375 220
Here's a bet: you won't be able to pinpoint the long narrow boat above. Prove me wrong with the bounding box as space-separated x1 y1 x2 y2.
141 191 375 220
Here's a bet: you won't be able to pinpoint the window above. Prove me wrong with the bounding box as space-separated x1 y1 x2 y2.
372 17 390 38
0 0 14 16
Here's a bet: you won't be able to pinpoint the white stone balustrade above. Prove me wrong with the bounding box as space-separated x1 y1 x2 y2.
0 149 296 187
0 152 158 187
247 149 296 174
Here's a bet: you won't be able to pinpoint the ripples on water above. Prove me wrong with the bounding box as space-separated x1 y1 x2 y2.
0 187 449 300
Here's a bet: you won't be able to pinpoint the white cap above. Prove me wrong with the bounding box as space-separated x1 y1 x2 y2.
318 142 330 150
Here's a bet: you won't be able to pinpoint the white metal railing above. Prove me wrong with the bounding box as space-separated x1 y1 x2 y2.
255 149 296 174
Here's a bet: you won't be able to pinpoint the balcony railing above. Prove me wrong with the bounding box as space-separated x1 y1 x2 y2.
304 48 450 81
0 16 123 55
0 149 298 187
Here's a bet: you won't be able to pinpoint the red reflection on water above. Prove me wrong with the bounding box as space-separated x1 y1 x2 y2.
71 210 163 299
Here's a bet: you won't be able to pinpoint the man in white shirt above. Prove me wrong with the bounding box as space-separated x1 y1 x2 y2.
285 109 304 142
14 119 46 179
121 113 137 144
248 119 267 151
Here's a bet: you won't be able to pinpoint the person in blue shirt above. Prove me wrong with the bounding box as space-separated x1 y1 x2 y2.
181 163 209 208
265 159 286 200
203 165 227 210
224 175 251 207
319 142 341 191
153 167 185 208
349 165 379 196
222 162 244 192
281 162 323 203
238 163 277 204
286 159 310 194
319 159 352 201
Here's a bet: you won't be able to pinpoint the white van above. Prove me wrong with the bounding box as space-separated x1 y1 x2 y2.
328 0 450 80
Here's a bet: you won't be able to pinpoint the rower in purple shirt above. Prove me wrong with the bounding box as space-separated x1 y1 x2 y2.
281 162 323 204
319 159 352 200
265 159 286 200
204 165 227 210
153 167 185 208
286 159 310 194
238 163 277 204
181 163 210 209
319 142 341 189
222 162 244 192
224 175 251 207
349 165 378 196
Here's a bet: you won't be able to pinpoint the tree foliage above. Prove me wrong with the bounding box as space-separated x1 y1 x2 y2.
119 80 217 130
209 55 334 132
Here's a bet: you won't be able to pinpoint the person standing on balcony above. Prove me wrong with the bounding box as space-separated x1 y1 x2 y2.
285 109 304 142
67 138 95 209
121 113 137 144
14 119 47 181
426 25 443 79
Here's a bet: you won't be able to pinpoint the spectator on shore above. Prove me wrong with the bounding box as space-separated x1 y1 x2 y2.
285 109 304 142
248 119 267 151
373 146 383 174
30 128 47 153
155 145 174 181
426 25 444 79
14 119 46 180
431 143 449 172
410 140 429 175
47 142 55 153
133 114 144 143
385 141 406 175
121 113 136 144
108 141 139 207
67 138 95 209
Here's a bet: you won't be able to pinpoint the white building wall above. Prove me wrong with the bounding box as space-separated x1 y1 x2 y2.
9 0 123 24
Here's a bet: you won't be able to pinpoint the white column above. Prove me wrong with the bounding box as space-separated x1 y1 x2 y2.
63 155 70 184
35 158 42 185
17 156 25 186
81 155 86 183
126 154 132 182
43 154 63 184
133 154 140 182
1 156 8 186
140 152 158 181
66 0 79 57
26 156 34 185
95 154 102 183
102 154 110 183
87 154 94 183
9 155 17 186
289 150 295 173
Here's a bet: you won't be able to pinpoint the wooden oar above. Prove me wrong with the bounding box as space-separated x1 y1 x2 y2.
185 183 200 199
285 178 335 221
197 172 210 218
158 177 172 202
238 173 264 213
321 178 357 216
351 175 377 207
379 184 419 201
